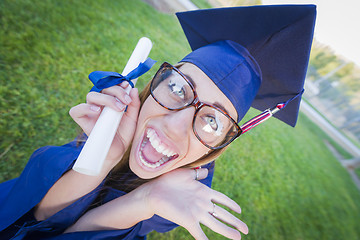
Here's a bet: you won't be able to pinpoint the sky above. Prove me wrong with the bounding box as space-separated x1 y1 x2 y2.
262 0 360 66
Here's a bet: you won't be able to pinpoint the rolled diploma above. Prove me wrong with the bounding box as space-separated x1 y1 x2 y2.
72 37 153 176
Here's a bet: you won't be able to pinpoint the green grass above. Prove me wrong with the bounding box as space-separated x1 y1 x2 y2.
150 110 360 239
1 1 360 239
303 98 360 156
356 168 360 180
0 0 190 181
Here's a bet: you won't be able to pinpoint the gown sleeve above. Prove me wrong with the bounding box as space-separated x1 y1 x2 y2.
45 161 216 240
0 138 216 240
0 139 84 238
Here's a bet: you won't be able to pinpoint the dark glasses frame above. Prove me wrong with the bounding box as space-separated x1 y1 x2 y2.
150 62 243 150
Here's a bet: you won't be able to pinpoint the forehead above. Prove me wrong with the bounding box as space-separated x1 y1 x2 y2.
177 62 238 120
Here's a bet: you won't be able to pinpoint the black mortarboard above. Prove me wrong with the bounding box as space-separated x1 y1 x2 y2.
176 5 316 127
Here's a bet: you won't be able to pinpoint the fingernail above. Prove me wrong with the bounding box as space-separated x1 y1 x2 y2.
115 98 125 110
90 105 101 112
120 81 129 88
124 95 132 104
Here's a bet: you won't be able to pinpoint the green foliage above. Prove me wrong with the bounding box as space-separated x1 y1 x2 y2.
192 0 213 8
309 43 339 76
308 41 360 110
1 1 359 239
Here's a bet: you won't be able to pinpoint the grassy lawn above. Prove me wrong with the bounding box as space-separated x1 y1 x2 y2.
151 111 360 239
1 1 359 239
0 0 190 181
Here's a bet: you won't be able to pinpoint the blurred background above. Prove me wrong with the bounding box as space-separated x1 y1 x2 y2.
1 0 359 239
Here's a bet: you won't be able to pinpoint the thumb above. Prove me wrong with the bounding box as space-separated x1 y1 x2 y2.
124 88 140 119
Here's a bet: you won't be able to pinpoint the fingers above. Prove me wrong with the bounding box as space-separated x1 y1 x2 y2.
151 167 247 240
102 86 133 108
202 214 242 240
186 223 209 240
86 85 139 112
69 103 101 119
210 204 248 235
120 81 129 88
123 88 140 121
211 190 242 214
86 91 125 112
69 103 103 135
193 168 209 181
203 190 248 238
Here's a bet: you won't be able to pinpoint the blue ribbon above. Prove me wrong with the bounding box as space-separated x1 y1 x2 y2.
89 58 157 92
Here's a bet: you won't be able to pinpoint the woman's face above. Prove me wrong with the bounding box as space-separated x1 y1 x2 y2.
129 63 237 179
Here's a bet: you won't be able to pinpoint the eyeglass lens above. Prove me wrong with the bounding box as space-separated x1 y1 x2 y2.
151 64 238 149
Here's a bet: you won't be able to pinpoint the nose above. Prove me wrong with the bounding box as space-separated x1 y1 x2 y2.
163 106 195 140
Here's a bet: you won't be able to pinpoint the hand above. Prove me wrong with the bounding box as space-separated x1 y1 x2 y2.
69 82 140 164
144 168 248 240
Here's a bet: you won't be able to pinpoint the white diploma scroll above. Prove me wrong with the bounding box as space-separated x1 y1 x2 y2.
73 37 153 175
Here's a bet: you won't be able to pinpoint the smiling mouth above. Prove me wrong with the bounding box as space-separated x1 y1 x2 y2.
139 128 178 169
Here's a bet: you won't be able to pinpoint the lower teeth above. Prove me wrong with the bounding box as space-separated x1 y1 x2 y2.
139 137 170 169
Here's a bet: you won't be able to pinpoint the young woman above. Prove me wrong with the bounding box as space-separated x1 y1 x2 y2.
0 5 316 240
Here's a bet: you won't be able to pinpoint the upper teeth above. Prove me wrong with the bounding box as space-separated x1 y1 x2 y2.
147 129 176 157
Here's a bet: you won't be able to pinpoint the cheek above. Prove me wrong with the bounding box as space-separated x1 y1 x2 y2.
172 139 209 168
129 96 209 173
134 98 159 134
130 100 154 150
137 96 165 122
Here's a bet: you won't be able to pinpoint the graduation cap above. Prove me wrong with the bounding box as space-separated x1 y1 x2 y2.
176 5 316 132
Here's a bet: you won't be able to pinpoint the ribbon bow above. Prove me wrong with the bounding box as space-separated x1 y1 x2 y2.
89 58 157 92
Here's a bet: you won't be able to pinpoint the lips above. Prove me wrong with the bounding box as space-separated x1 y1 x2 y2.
138 128 178 169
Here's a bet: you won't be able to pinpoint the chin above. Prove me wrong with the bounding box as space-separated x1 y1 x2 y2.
129 157 158 179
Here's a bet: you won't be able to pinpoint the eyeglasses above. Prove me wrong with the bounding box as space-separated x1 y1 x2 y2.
150 62 242 150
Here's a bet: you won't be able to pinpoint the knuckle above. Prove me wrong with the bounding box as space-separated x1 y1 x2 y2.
104 86 128 101
198 186 209 196
113 97 125 109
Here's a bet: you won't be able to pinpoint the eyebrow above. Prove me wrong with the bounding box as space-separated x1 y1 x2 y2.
214 102 232 116
183 73 197 88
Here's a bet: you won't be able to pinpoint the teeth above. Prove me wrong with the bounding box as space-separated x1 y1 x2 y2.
139 152 159 169
146 129 176 157
138 129 178 169
158 145 165 152
163 149 170 156
139 148 170 169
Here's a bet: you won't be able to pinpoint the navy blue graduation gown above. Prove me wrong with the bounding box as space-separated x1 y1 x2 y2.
0 139 215 239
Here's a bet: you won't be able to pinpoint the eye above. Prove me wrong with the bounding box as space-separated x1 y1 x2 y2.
169 79 186 99
206 116 218 130
199 110 225 137
204 115 218 131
